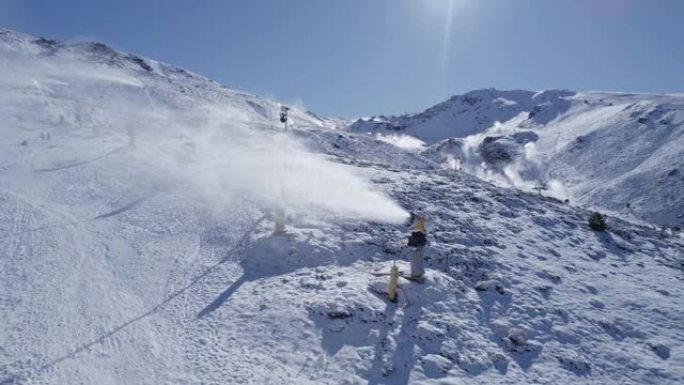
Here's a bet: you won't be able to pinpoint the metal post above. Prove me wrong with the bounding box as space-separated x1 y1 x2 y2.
388 264 399 302
274 208 285 234
410 247 425 278
280 106 289 131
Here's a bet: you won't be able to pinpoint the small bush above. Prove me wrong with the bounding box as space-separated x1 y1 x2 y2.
589 212 607 232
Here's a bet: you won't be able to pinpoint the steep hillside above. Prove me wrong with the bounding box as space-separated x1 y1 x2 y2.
0 29 333 131
1 29 683 385
351 89 684 227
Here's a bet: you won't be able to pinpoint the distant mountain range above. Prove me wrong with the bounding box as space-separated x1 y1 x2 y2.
351 88 684 227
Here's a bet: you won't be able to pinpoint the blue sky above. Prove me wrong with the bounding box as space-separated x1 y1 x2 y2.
1 0 683 117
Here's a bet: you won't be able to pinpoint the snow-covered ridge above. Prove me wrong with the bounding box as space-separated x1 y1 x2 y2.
352 88 684 227
0 28 332 129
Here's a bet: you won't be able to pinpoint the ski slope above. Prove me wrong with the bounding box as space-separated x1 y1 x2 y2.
352 89 684 227
1 29 683 385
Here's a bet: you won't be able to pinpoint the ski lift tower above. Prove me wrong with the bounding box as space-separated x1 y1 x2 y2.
533 182 548 196
280 106 290 130
273 105 291 234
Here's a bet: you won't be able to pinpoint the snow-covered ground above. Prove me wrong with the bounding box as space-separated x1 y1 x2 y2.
352 89 684 228
1 29 683 385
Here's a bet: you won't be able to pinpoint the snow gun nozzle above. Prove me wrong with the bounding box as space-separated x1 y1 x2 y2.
406 211 417 227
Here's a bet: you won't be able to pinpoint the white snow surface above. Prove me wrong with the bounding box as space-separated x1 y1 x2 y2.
351 88 684 227
1 29 684 385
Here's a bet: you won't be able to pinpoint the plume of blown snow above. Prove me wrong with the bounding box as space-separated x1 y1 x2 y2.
133 105 409 224
375 133 426 150
1 47 408 225
455 131 569 201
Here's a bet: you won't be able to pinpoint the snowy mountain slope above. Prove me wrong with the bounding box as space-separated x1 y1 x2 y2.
0 28 333 132
1 28 683 385
351 89 684 228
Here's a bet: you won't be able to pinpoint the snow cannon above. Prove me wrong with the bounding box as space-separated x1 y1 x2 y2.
279 106 289 124
407 214 427 248
407 213 427 280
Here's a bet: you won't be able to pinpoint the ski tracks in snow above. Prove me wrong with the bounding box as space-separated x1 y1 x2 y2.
32 144 131 173
5 214 267 384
